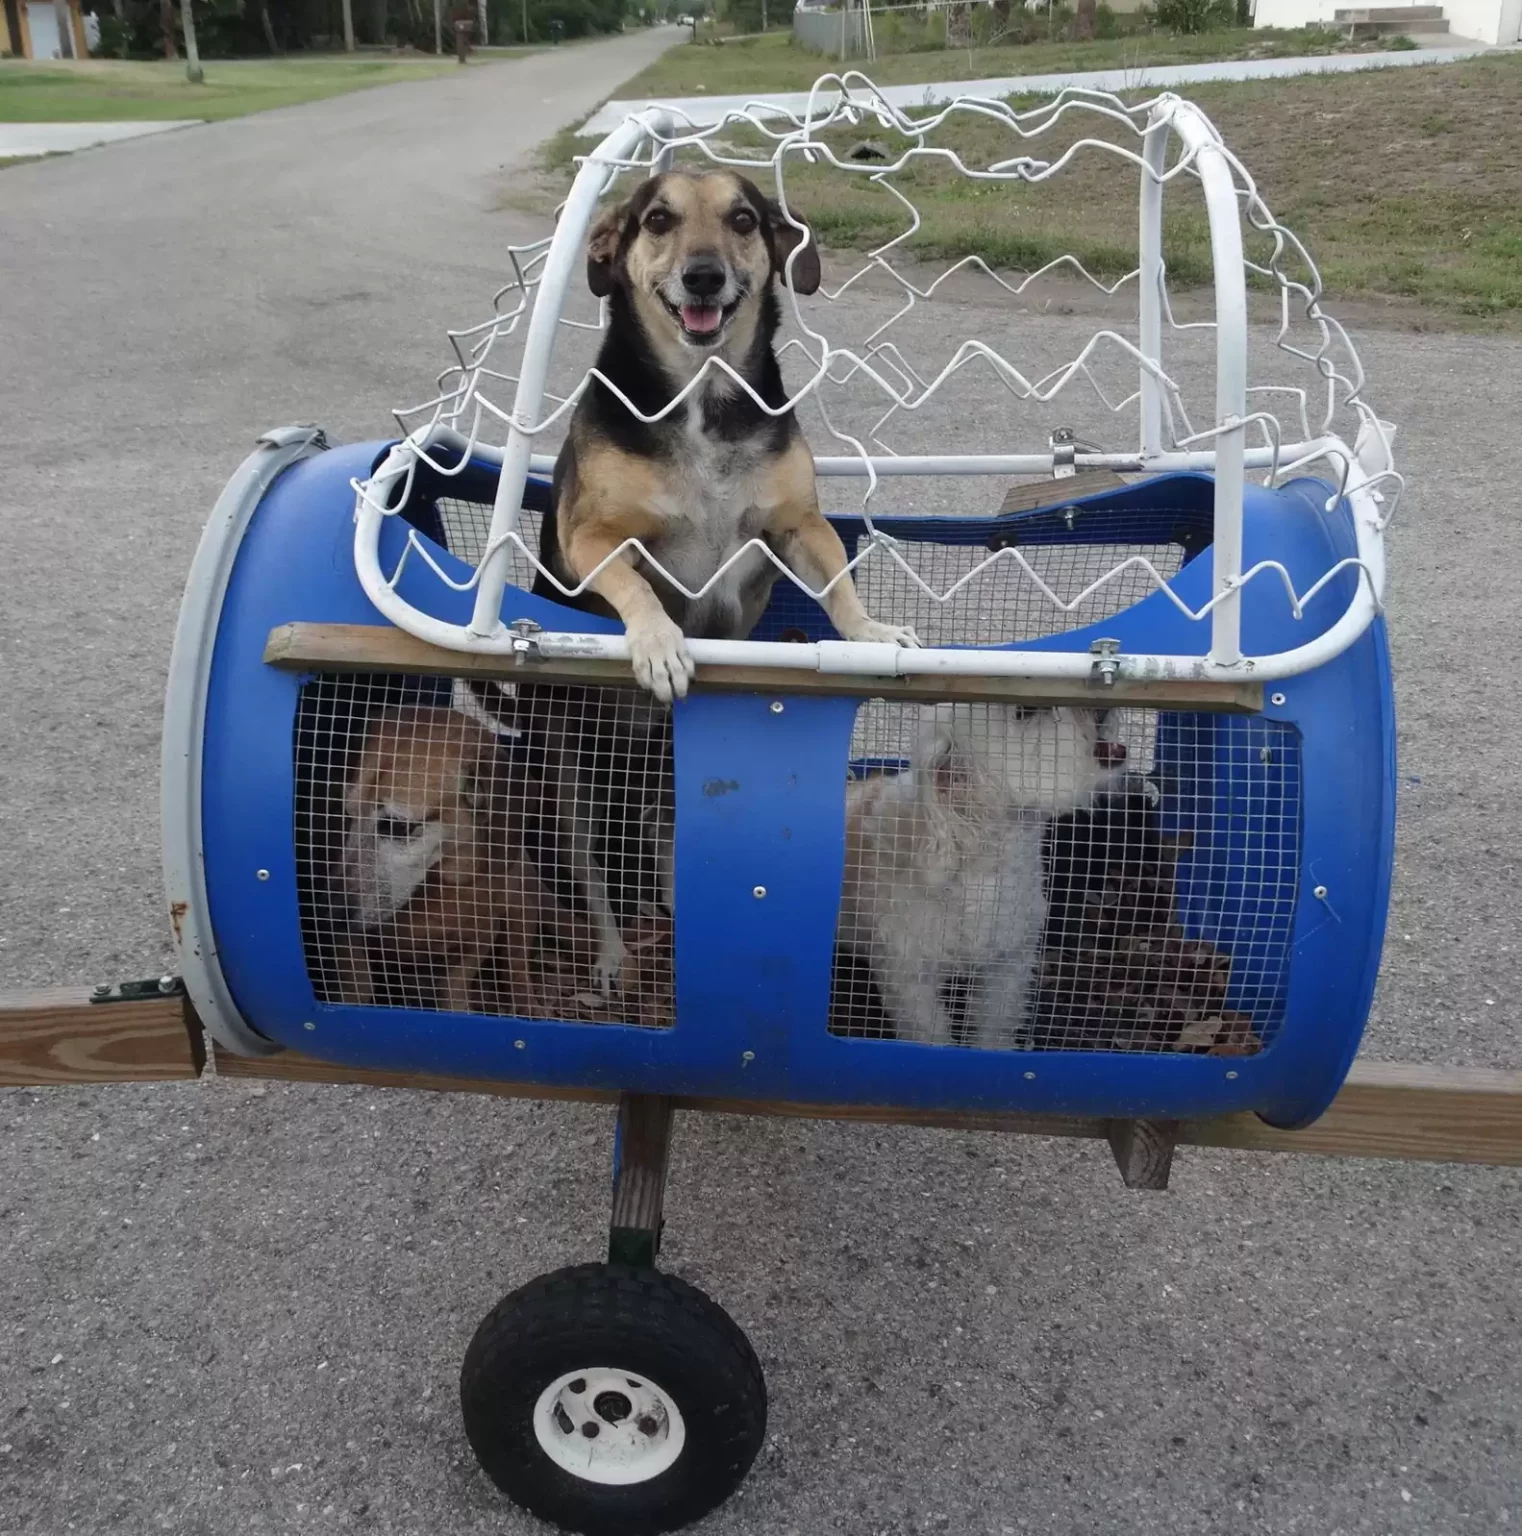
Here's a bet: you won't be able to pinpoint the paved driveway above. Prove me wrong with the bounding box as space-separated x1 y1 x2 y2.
2 32 1521 1536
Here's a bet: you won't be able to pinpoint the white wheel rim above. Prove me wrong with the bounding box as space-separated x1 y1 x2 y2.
532 1367 686 1486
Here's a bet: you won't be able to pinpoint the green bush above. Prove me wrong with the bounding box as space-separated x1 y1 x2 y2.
1154 0 1235 31
90 12 131 56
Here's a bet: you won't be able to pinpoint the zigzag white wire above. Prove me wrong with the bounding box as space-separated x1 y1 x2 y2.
365 75 1397 644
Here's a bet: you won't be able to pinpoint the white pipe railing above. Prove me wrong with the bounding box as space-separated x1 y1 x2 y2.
1165 101 1248 670
1137 109 1168 462
467 113 667 640
351 87 1389 690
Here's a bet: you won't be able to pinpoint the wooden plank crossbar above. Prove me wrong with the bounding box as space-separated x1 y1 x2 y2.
263 622 1265 714
211 1045 1522 1170
5 991 1521 1169
0 988 206 1086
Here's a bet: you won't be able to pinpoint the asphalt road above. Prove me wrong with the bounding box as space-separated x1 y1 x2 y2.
3 38 1522 1536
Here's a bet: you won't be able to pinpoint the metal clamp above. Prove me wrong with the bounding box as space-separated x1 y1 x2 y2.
90 976 185 1005
1050 427 1077 479
508 617 543 664
1089 637 1122 687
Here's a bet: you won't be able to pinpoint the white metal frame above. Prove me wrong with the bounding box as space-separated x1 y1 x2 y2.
352 77 1398 689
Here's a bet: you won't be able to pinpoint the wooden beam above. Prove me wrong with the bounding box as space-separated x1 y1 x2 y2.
1 988 206 1087
263 622 1264 714
1105 1118 1180 1189
213 1046 1522 1169
608 1094 674 1267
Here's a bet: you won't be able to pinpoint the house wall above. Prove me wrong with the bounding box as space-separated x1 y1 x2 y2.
1253 0 1514 43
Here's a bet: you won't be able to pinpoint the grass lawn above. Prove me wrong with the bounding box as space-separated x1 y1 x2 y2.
0 54 516 124
539 52 1522 326
612 26 1399 100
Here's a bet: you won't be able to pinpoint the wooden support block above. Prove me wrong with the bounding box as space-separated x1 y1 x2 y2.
211 1045 1522 1170
608 1094 674 1268
997 471 1128 516
1105 1118 1180 1189
1 988 206 1087
263 622 1264 715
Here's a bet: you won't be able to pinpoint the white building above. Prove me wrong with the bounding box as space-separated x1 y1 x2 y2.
1252 0 1521 45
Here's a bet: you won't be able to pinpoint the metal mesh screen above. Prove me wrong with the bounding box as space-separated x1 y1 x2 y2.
295 675 675 1029
831 703 1299 1054
295 487 1297 1051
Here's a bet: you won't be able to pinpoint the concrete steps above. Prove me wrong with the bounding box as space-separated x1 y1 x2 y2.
1334 5 1449 36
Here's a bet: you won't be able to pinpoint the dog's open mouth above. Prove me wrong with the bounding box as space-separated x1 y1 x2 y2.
662 294 739 344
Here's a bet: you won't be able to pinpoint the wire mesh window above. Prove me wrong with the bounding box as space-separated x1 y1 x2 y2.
299 483 1296 1051
295 675 675 1028
830 701 1300 1054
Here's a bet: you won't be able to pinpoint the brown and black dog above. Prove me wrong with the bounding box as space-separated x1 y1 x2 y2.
329 706 594 1013
532 167 918 700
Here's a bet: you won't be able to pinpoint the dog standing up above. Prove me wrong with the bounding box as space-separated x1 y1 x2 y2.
838 704 1120 1048
518 167 918 994
330 705 584 1013
534 166 917 696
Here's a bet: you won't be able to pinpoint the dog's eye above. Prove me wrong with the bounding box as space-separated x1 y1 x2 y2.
728 207 758 235
375 815 421 840
643 207 674 235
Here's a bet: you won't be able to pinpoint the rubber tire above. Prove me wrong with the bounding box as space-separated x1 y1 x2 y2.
460 1263 767 1536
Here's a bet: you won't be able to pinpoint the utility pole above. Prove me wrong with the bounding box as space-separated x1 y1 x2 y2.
521 0 529 43
341 0 355 50
179 0 203 81
433 0 442 52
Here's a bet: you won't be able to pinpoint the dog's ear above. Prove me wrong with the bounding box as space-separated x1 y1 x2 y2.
586 200 631 298
767 198 821 295
921 724 976 803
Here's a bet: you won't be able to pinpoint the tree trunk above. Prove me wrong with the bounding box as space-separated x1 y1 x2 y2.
179 0 202 79
160 0 176 58
476 0 487 44
259 0 280 51
340 0 355 49
1075 0 1096 38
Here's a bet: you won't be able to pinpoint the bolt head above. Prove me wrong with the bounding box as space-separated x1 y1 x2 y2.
770 701 784 714
1270 692 1287 707
91 983 112 999
752 885 767 899
302 1020 316 1032
1314 884 1328 899
256 869 270 882
157 975 177 994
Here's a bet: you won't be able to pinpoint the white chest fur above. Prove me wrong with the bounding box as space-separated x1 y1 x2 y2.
638 405 783 637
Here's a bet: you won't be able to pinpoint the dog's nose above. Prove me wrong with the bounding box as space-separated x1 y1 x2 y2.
682 255 726 300
1094 738 1128 767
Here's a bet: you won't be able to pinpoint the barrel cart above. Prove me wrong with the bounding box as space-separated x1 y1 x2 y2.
8 74 1522 1536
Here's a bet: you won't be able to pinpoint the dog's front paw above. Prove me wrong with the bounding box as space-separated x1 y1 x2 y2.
591 930 627 998
627 615 695 702
839 617 922 648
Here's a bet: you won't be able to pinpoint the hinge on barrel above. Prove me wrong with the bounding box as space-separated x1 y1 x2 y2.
90 976 184 1005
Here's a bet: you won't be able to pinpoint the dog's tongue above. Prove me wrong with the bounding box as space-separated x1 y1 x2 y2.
681 303 722 334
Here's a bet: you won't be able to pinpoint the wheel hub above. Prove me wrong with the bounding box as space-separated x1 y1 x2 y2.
533 1368 686 1486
